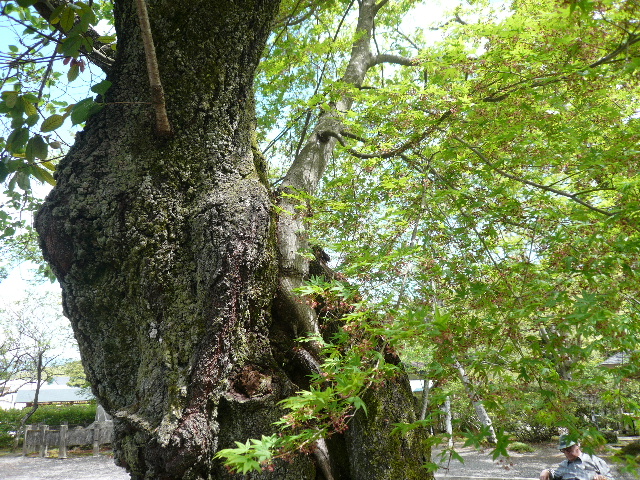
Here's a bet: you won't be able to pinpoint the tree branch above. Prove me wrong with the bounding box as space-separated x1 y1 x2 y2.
272 0 322 28
452 135 614 216
374 0 390 14
589 32 640 69
135 0 172 138
479 32 640 103
368 53 417 68
344 110 451 160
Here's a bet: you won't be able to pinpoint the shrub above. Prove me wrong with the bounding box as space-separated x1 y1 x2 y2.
510 421 557 443
600 430 618 444
618 440 640 457
0 403 97 449
509 441 536 453
24 403 97 426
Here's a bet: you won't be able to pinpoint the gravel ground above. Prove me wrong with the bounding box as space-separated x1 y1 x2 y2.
0 442 636 480
0 454 129 480
435 442 638 480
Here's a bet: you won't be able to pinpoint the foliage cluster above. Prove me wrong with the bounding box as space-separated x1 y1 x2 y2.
508 441 535 453
217 278 403 473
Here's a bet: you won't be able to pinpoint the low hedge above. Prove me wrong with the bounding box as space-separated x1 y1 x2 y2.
0 403 97 448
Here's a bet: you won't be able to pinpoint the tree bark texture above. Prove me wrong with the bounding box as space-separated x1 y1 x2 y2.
35 1 427 479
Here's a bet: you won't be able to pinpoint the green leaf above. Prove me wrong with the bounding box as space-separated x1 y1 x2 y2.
60 6 76 32
41 114 65 132
25 135 48 161
30 164 56 186
10 115 24 129
21 97 37 117
6 127 29 150
97 35 116 44
41 160 56 171
59 34 83 57
25 114 39 127
70 98 103 125
0 162 8 183
49 4 66 24
2 226 16 238
350 395 368 416
15 171 31 191
67 63 80 82
91 80 112 96
2 91 19 109
22 93 38 103
16 0 38 6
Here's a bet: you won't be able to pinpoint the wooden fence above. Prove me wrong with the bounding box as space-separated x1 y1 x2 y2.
22 421 113 458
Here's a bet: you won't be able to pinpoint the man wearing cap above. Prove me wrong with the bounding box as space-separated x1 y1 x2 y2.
539 435 614 480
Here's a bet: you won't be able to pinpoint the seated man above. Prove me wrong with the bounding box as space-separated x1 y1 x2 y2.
540 435 615 480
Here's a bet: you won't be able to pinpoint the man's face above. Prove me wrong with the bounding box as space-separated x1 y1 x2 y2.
561 443 581 461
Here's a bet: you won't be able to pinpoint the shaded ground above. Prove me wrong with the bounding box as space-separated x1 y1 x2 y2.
435 438 639 480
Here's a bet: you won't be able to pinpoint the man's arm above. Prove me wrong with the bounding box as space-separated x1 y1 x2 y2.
592 454 614 480
540 468 557 480
596 461 614 479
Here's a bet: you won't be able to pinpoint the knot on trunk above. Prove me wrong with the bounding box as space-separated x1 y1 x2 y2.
231 365 273 399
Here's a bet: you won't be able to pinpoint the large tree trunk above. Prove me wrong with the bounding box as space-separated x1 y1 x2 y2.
35 1 427 479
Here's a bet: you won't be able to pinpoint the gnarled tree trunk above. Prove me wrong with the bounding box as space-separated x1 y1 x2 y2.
35 1 427 479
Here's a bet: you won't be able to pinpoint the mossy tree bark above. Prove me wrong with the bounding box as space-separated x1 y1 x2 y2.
35 1 428 479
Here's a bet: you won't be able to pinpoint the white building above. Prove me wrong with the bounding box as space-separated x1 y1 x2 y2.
0 376 93 410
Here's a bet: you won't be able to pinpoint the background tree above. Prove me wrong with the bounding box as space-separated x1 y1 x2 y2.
0 291 73 436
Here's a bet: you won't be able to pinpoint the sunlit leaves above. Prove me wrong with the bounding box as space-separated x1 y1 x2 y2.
259 0 640 457
40 114 64 133
0 1 114 272
90 79 112 95
214 435 279 474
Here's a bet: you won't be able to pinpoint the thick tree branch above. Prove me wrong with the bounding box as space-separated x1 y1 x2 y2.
276 0 383 342
368 53 417 68
452 135 614 216
374 0 390 14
